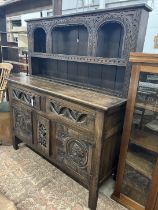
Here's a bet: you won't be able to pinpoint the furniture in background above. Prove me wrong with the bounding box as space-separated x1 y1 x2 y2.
0 31 28 73
0 101 12 145
8 4 151 210
0 62 13 102
113 53 158 210
0 32 7 62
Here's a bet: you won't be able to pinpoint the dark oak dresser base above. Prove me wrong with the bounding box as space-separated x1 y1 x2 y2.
8 74 126 210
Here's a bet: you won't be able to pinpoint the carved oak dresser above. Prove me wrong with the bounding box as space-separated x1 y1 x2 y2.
7 4 151 210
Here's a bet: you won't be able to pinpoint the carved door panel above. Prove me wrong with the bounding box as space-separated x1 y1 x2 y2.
12 104 33 144
55 123 93 182
36 114 50 156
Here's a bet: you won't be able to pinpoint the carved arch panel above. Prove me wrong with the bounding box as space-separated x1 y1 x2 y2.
34 27 46 53
28 9 141 57
28 17 92 55
51 24 89 56
96 21 124 58
93 11 140 58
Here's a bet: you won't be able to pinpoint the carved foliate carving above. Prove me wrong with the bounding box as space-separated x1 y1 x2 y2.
56 124 92 176
27 8 144 98
31 52 127 66
66 139 88 167
13 106 32 142
39 123 47 147
37 115 50 155
49 101 87 124
28 9 141 58
12 88 40 110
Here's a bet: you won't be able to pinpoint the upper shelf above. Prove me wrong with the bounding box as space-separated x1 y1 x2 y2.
130 130 158 154
30 52 127 66
126 151 154 179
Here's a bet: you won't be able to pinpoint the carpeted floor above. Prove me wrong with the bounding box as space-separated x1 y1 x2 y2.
0 145 127 210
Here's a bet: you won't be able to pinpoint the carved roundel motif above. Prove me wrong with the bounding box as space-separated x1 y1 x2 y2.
66 139 88 168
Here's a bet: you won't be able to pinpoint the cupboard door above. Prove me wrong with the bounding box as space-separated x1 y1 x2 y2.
12 104 33 144
121 72 158 207
55 123 93 183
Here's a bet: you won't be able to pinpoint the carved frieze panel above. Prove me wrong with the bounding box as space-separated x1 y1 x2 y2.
28 9 141 58
55 124 93 177
13 105 32 143
12 87 41 110
50 101 87 123
46 97 95 131
37 115 50 155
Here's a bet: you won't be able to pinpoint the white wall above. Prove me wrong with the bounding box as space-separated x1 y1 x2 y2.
21 9 52 27
62 0 158 54
8 0 158 54
21 12 41 27
62 0 99 14
143 0 158 53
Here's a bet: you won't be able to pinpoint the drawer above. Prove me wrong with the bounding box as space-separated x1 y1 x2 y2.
11 86 41 110
46 96 95 131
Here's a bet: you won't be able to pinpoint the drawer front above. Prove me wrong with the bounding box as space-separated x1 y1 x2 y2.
12 103 33 144
55 123 93 183
11 86 41 110
46 96 95 131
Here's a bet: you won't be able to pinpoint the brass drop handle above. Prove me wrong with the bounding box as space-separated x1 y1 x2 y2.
31 96 35 107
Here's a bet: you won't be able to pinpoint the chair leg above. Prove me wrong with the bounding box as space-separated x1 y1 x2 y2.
6 89 9 101
13 136 21 150
0 92 3 103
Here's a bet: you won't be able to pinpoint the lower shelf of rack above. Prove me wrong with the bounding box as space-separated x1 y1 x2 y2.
126 151 154 179
130 130 158 154
112 193 145 210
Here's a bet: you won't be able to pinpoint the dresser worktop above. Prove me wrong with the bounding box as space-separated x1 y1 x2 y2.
8 73 126 111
